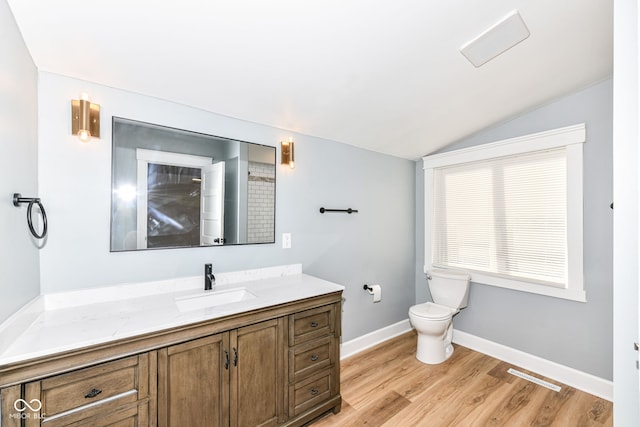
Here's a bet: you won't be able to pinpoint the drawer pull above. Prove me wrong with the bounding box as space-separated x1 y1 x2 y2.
310 354 319 362
84 388 102 399
310 388 319 396
310 322 318 328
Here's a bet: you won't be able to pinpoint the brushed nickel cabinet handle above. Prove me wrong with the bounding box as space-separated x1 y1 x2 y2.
310 354 319 362
310 322 318 327
233 347 238 367
310 388 319 396
84 388 102 398
224 350 230 370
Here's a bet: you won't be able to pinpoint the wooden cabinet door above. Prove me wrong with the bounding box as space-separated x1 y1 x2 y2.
230 318 285 427
158 332 230 427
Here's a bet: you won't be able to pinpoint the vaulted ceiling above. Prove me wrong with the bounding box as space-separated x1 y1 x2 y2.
7 0 612 159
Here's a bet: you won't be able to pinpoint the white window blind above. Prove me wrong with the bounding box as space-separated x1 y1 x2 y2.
432 148 567 287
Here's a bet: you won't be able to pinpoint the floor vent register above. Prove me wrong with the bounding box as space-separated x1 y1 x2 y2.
507 368 562 392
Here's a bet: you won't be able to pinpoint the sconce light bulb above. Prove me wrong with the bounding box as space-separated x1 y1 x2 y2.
289 161 295 169
78 129 91 142
80 92 90 101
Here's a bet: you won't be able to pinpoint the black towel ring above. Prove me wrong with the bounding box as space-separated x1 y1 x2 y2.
13 193 48 239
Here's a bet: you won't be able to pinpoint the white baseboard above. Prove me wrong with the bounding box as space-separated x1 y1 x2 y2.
453 329 613 401
340 319 412 360
338 319 612 402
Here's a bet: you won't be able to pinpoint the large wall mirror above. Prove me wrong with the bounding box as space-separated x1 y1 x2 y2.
110 117 276 251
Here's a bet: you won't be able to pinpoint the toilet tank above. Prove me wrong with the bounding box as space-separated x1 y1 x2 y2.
428 269 471 309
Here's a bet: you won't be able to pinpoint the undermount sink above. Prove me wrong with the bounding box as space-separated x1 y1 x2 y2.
175 288 257 312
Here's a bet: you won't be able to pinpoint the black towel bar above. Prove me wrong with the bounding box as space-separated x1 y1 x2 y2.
319 207 358 214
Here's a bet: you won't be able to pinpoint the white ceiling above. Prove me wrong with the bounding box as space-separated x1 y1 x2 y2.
7 0 612 160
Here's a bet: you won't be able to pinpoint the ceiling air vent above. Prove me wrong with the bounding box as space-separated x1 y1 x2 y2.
460 10 530 67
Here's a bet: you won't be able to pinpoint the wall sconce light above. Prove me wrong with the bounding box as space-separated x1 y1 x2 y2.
71 93 100 142
281 137 295 169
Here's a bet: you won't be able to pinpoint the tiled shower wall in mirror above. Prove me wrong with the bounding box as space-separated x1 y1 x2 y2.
247 161 275 243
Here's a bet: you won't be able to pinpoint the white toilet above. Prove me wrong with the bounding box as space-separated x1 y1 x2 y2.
409 269 471 364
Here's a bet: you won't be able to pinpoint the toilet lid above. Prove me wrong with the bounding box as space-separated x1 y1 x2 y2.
410 302 453 320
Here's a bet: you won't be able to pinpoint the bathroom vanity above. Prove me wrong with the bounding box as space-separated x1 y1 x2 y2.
0 265 343 426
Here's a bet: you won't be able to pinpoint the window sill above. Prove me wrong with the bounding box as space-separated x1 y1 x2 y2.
426 266 587 302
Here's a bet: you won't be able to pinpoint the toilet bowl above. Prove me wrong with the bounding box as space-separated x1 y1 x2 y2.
409 269 470 364
409 302 456 364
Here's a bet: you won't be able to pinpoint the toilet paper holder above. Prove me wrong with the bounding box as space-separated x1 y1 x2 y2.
363 284 382 303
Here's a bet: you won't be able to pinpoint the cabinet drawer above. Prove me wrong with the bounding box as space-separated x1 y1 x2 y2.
290 369 332 417
289 304 334 346
289 336 332 382
39 356 142 419
49 401 148 427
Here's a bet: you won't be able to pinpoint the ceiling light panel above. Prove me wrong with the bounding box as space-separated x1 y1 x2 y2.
460 10 530 67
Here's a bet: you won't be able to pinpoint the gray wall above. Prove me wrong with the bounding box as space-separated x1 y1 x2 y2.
416 79 613 379
34 72 416 343
0 0 40 323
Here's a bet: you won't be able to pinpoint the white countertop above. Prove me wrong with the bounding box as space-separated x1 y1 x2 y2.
0 264 344 367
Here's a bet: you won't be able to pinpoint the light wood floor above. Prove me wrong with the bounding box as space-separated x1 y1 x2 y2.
311 331 612 427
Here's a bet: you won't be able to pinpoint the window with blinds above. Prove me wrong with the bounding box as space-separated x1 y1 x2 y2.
432 149 567 287
423 124 586 302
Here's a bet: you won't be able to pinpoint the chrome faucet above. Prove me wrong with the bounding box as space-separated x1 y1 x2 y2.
205 263 216 291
